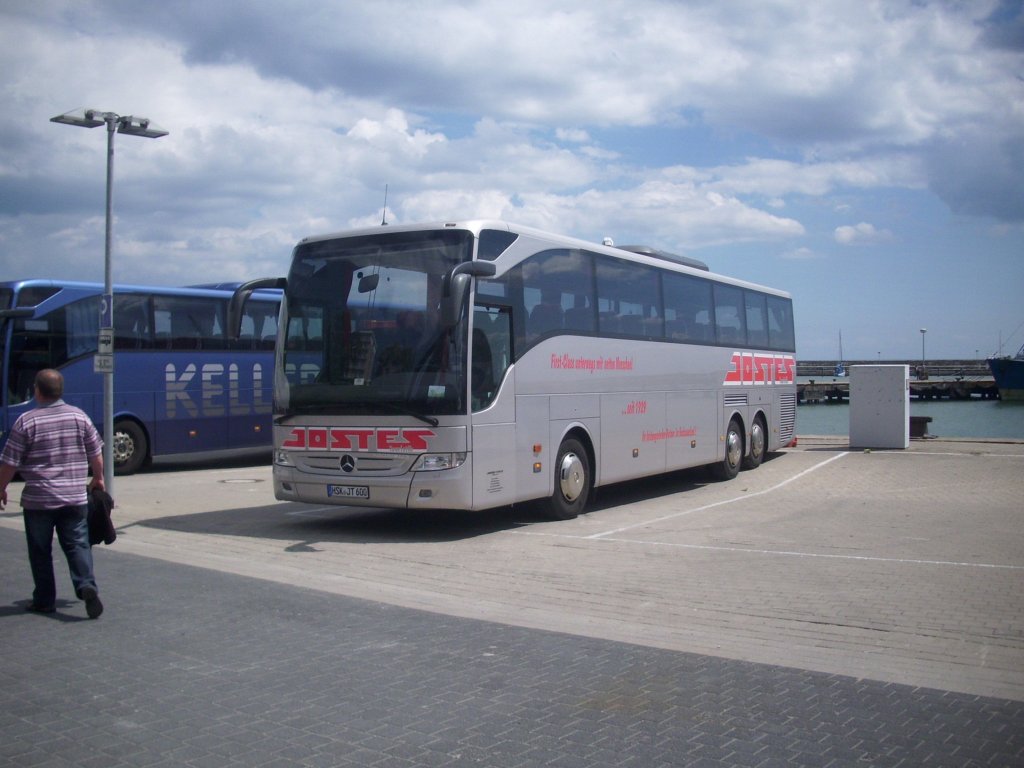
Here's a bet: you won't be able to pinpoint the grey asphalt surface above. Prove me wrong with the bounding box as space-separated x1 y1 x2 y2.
2 437 1023 767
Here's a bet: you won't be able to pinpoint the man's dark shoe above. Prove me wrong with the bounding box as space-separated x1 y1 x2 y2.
81 586 103 619
25 603 56 614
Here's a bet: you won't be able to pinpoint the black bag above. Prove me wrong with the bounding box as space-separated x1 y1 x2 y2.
87 487 116 546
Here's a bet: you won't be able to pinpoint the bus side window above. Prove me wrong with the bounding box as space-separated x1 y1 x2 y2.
595 254 660 338
767 295 796 352
259 305 280 349
745 291 769 349
619 314 643 335
713 283 746 347
665 316 689 340
155 296 226 350
520 249 594 343
114 294 150 350
235 313 256 350
471 305 511 411
507 248 596 356
664 272 713 344
563 294 595 332
528 289 564 338
232 302 277 351
8 326 47 404
471 328 494 407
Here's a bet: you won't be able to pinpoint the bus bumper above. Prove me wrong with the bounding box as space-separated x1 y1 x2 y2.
272 458 476 510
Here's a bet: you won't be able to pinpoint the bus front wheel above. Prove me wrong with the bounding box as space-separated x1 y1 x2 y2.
113 419 148 475
545 437 590 520
712 418 742 481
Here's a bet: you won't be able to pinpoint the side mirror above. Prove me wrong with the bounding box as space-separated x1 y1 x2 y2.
357 273 380 293
441 261 496 328
0 307 34 334
0 308 34 319
228 277 286 340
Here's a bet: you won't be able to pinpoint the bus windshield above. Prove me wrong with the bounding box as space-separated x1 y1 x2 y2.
0 288 12 397
279 229 474 421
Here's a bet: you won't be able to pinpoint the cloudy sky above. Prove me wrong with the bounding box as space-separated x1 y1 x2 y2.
2 0 1022 359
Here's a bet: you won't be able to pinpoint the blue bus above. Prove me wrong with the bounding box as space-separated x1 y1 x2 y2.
1 279 280 474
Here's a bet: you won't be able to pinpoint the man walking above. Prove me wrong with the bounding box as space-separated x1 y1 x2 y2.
0 369 106 618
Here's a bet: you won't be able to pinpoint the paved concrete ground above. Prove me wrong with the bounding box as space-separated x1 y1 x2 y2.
2 438 1022 766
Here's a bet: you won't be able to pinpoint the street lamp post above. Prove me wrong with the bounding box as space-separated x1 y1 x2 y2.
919 328 928 380
50 109 167 494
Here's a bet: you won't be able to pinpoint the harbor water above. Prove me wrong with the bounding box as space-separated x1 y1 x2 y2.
797 399 1024 440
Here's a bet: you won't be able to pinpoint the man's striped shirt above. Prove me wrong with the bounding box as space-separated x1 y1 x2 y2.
1 400 103 509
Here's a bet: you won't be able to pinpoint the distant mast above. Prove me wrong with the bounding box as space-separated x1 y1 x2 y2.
835 330 847 377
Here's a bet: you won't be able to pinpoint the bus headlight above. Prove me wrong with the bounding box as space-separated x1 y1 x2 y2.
275 450 295 466
411 452 466 471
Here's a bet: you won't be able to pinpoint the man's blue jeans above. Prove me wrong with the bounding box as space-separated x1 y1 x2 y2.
23 505 97 610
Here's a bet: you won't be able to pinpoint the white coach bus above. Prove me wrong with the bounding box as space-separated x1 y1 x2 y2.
230 221 796 519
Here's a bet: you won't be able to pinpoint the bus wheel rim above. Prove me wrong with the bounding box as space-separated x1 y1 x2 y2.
113 432 133 464
751 422 764 458
559 452 585 502
726 430 742 468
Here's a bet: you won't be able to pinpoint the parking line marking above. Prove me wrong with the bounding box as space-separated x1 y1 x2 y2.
587 537 1024 571
512 528 1022 571
585 452 849 540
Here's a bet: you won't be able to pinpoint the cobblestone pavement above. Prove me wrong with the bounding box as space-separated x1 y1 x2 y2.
3 439 1023 766
2 522 1022 768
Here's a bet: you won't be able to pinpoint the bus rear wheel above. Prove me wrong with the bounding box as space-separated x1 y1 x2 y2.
712 418 742 481
544 437 590 520
742 415 766 470
113 419 148 475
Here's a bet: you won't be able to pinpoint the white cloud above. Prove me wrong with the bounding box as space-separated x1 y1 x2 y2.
0 0 1021 297
834 222 893 245
706 156 926 198
555 128 590 143
781 246 818 260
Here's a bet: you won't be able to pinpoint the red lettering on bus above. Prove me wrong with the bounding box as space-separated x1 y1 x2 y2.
402 429 434 450
330 428 373 450
754 354 772 384
282 428 306 449
725 353 743 384
777 356 795 383
280 426 436 451
377 428 435 450
741 353 754 383
726 352 795 386
377 429 400 450
307 428 329 450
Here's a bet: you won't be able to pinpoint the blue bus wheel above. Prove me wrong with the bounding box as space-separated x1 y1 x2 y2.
113 420 148 475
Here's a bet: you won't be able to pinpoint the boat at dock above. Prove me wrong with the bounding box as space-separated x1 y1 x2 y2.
987 343 1024 401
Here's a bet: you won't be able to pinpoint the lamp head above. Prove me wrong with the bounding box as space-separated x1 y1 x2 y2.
116 115 168 139
50 108 108 128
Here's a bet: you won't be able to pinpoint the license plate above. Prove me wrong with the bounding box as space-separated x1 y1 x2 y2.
327 485 370 499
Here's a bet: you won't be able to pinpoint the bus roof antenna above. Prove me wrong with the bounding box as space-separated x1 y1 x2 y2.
381 184 389 226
